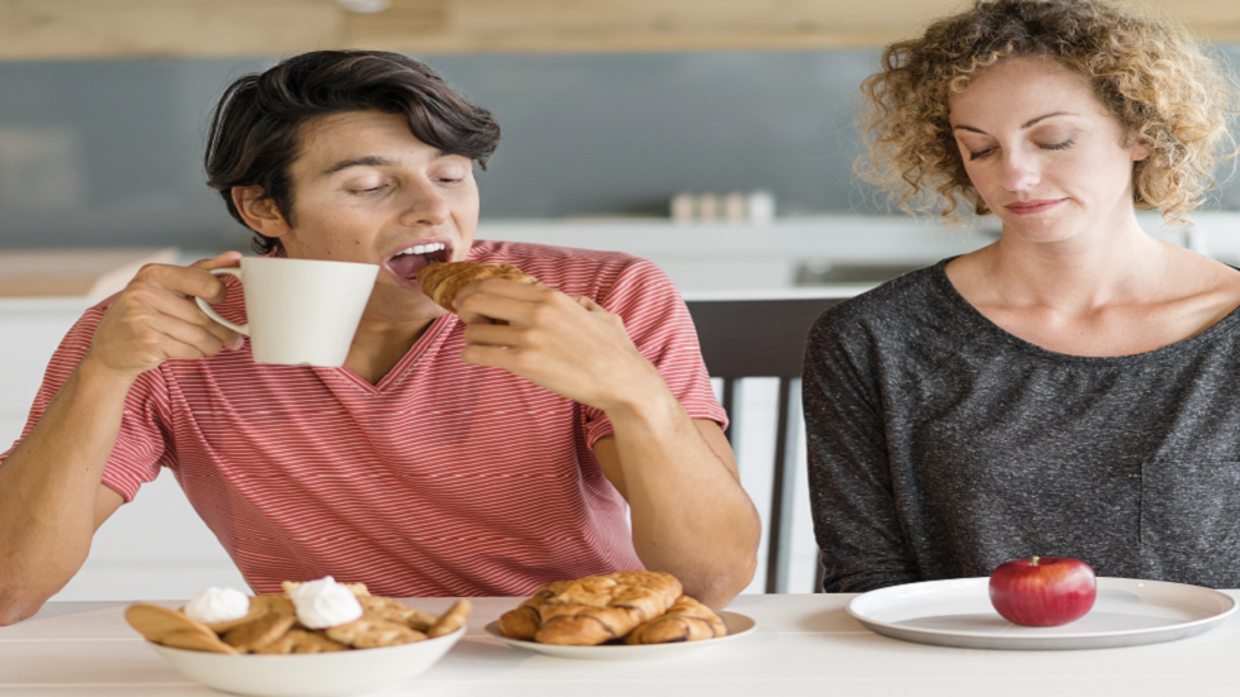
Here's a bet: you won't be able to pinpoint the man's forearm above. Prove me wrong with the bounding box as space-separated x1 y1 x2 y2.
598 396 761 608
0 359 133 624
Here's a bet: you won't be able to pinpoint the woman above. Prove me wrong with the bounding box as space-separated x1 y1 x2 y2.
805 0 1239 592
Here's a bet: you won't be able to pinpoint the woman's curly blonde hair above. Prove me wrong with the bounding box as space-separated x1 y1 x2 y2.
855 0 1237 224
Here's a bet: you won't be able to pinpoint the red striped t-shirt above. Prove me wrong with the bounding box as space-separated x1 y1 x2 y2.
5 240 726 597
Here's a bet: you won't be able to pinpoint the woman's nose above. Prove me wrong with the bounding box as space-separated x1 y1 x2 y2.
398 179 450 227
1000 150 1041 192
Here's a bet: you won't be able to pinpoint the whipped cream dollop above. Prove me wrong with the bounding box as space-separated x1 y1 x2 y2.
183 586 251 624
288 576 363 629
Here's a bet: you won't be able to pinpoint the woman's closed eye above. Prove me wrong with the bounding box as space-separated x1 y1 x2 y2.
1040 137 1075 151
966 138 1076 161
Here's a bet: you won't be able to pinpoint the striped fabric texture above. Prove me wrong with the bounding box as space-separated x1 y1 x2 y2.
5 240 726 598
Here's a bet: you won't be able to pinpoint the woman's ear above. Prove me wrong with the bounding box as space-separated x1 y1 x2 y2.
232 186 292 238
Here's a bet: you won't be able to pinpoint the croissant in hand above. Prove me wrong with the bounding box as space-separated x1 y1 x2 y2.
416 261 539 312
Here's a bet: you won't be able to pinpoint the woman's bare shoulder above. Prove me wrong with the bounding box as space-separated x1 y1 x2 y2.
1166 246 1240 305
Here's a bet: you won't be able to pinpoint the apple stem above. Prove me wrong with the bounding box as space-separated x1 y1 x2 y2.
1031 556 1040 565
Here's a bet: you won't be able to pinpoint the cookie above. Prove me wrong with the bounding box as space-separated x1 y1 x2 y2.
427 598 471 638
124 604 240 654
358 595 436 632
222 611 297 652
125 604 215 643
160 629 242 654
252 594 296 616
252 628 349 654
325 617 427 648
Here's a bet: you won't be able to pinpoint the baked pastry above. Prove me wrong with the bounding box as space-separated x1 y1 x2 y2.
499 571 729 646
498 580 572 640
416 261 539 312
624 595 727 644
532 571 683 646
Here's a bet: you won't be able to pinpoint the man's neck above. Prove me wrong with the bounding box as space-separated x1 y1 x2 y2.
345 317 437 385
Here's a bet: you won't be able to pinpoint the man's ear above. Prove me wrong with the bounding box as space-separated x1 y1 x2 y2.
232 186 292 238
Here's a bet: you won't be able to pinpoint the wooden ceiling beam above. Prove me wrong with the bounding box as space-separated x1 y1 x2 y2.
0 0 342 60
0 0 1235 60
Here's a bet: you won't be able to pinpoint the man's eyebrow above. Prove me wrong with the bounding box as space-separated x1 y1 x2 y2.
321 150 456 176
322 156 397 176
952 111 1074 134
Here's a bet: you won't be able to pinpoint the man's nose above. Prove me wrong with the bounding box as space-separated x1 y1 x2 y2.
398 179 450 227
1000 150 1041 192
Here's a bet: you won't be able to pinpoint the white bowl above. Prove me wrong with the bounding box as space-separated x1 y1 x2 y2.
147 626 464 697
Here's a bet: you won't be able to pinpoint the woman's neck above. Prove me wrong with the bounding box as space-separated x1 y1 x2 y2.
958 218 1169 315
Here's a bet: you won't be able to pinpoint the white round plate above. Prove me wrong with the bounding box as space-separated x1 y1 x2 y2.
848 577 1236 650
148 626 463 697
484 610 756 660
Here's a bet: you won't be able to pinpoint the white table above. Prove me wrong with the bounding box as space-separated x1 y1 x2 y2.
3 593 1238 696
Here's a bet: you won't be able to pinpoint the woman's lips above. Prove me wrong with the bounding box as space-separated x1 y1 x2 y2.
1005 199 1065 215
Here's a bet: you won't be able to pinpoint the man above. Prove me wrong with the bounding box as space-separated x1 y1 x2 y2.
0 50 760 624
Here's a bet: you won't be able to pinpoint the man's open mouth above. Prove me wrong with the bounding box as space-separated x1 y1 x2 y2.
386 241 450 282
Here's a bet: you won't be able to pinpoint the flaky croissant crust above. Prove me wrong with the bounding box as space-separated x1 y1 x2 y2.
415 261 538 311
499 570 724 646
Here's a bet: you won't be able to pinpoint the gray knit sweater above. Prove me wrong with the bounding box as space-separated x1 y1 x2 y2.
804 259 1240 592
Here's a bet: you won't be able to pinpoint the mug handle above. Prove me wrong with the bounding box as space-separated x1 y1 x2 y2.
195 268 249 336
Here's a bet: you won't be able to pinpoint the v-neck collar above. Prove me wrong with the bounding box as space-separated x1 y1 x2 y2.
318 312 461 394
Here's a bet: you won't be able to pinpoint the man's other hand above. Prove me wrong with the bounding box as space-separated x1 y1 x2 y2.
85 251 246 378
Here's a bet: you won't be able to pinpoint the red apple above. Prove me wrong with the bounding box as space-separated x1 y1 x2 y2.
988 556 1096 627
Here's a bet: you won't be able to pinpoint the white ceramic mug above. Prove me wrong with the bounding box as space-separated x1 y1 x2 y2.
195 257 379 367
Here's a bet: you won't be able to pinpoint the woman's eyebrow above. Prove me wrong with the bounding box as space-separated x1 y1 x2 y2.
952 111 1074 134
1021 111 1072 128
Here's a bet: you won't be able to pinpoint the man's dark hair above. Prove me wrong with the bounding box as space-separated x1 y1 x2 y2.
205 50 501 254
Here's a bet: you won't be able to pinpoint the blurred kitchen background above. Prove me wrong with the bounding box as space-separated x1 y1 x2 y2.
2 0 1239 600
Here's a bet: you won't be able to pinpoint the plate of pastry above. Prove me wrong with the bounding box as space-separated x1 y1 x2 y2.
485 610 756 660
485 570 757 660
125 578 470 697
